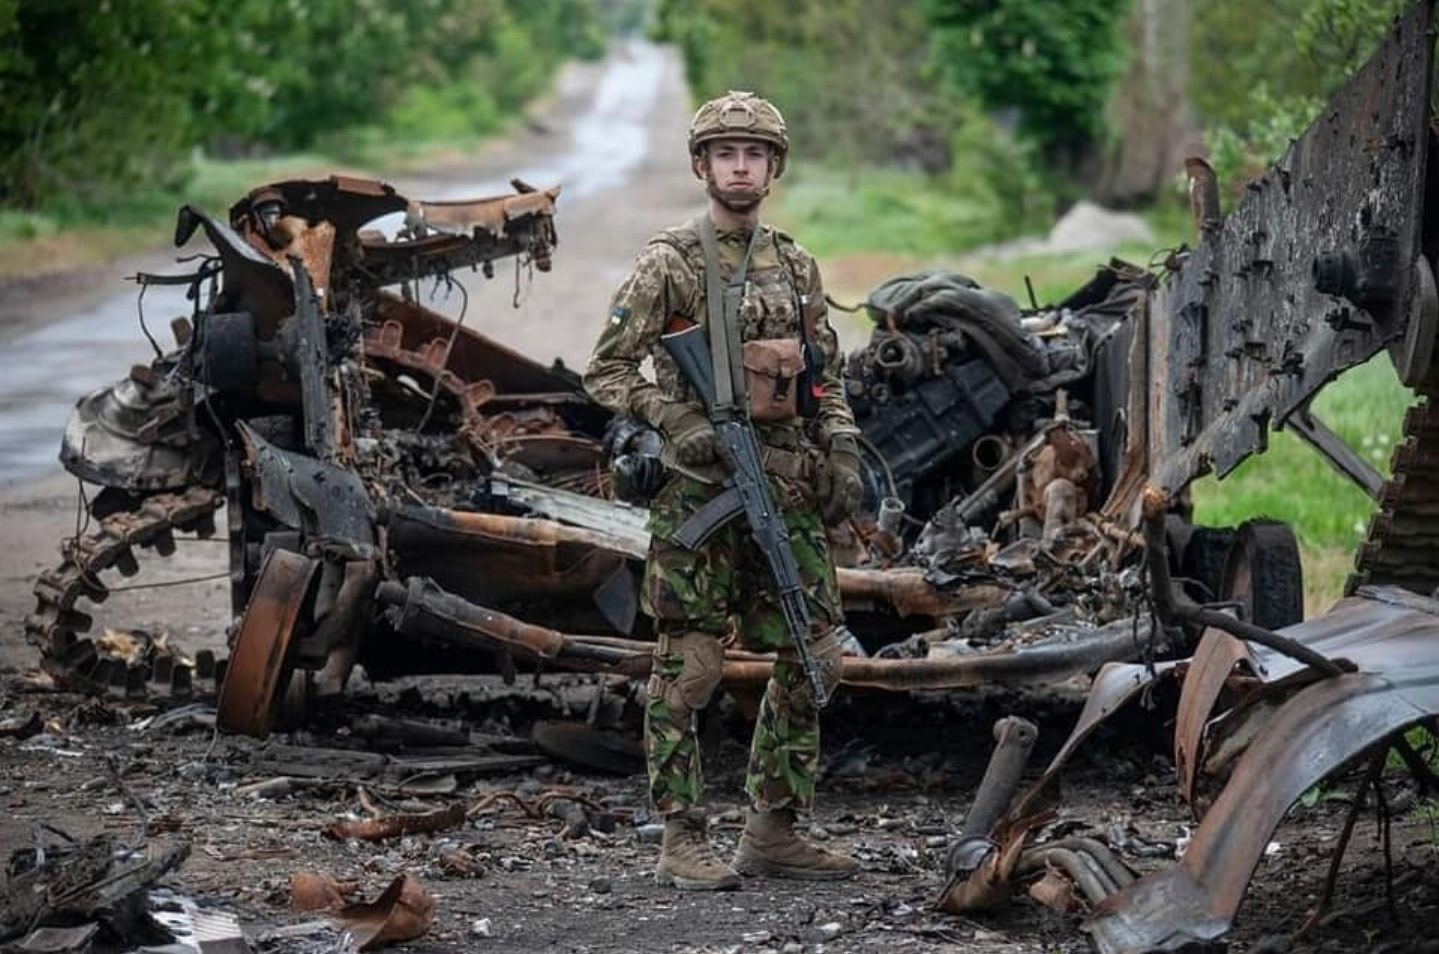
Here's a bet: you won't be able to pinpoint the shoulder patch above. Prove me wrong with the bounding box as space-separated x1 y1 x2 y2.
608 304 630 326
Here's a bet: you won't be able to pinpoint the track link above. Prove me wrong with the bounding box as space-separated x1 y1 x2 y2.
1350 387 1439 597
25 485 225 692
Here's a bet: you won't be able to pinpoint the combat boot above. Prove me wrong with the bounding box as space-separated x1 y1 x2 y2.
733 808 859 880
655 810 740 890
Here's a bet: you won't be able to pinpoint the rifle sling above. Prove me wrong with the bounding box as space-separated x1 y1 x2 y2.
697 215 761 418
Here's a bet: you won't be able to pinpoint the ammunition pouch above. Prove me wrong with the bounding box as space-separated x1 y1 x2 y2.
742 338 804 422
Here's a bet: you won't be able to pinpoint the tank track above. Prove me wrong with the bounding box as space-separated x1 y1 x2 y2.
1350 386 1439 597
24 485 226 694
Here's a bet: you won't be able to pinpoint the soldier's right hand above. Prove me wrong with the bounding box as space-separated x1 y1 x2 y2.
662 408 719 466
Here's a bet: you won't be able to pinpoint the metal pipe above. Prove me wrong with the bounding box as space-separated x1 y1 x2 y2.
963 717 1040 841
1036 847 1115 906
379 578 1154 692
1141 487 1349 677
971 435 1010 478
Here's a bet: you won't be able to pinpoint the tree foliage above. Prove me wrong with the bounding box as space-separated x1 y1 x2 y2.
1194 0 1409 190
0 0 606 210
652 0 950 170
921 0 1130 163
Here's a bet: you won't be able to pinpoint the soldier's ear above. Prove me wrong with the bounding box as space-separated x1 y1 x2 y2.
691 152 709 182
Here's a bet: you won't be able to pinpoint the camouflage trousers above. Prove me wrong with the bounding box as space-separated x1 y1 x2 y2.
641 473 843 816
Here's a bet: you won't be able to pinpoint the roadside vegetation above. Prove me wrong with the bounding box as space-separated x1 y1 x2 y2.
0 0 623 275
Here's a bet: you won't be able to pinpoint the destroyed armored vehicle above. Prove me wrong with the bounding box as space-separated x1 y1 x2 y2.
928 6 1439 953
29 179 1222 728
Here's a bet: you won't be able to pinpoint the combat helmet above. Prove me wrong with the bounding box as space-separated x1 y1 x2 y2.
687 91 789 177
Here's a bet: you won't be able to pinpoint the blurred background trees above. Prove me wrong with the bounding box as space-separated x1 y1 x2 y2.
656 0 1413 213
0 0 608 211
0 0 1419 226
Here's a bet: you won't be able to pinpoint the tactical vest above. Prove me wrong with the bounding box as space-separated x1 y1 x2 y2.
648 220 824 481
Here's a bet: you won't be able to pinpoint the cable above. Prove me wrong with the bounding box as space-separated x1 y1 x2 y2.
136 283 162 359
415 279 469 433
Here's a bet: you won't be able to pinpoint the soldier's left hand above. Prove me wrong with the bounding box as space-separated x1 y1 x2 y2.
817 434 863 526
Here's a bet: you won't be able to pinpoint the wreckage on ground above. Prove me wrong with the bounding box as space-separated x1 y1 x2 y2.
934 4 1439 952
22 3 1439 949
29 181 1206 718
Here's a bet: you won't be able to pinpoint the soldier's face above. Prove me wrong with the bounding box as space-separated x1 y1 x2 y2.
700 139 774 210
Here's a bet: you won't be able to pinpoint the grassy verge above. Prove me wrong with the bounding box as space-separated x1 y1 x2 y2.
0 120 533 282
789 178 1408 613
1189 357 1412 613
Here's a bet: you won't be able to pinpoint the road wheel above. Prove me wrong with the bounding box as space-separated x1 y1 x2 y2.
1178 525 1237 604
1221 519 1304 629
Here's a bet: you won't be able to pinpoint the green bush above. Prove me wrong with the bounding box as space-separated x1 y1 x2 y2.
0 0 607 215
922 0 1130 161
1195 0 1407 196
774 106 1054 259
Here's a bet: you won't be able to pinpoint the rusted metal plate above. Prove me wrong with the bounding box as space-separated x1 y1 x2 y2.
1173 628 1259 806
216 549 319 738
1149 0 1434 491
1084 585 1439 953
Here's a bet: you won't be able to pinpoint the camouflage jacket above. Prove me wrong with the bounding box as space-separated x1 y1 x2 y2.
584 216 858 483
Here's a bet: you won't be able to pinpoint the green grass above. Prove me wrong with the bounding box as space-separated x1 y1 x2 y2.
1191 357 1413 608
771 165 1048 260
1190 358 1411 551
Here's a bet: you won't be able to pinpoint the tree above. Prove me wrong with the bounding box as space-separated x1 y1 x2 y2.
922 0 1131 168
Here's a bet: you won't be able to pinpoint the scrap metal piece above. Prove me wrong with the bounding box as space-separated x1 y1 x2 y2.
329 874 434 953
939 716 1039 911
322 804 467 843
216 549 319 738
238 425 374 545
10 923 99 953
1284 402 1386 499
531 720 646 776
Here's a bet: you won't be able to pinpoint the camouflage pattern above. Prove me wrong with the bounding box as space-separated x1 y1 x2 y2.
645 651 707 812
688 91 790 177
584 213 858 817
744 657 821 811
641 474 841 641
641 473 841 814
583 219 859 483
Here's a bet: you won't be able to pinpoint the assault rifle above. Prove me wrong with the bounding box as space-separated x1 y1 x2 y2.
660 317 833 708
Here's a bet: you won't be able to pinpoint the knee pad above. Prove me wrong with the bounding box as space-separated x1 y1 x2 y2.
650 631 725 720
810 627 845 699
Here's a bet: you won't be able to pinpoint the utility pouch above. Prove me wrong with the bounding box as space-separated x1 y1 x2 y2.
742 337 804 422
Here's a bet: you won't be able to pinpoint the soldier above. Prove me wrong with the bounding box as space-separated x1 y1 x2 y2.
584 91 864 890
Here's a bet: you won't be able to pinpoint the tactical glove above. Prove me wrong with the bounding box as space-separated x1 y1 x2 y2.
817 434 863 526
658 405 718 467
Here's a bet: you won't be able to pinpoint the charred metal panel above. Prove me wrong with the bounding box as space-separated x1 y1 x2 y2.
1086 587 1439 954
1150 1 1433 491
238 424 374 546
